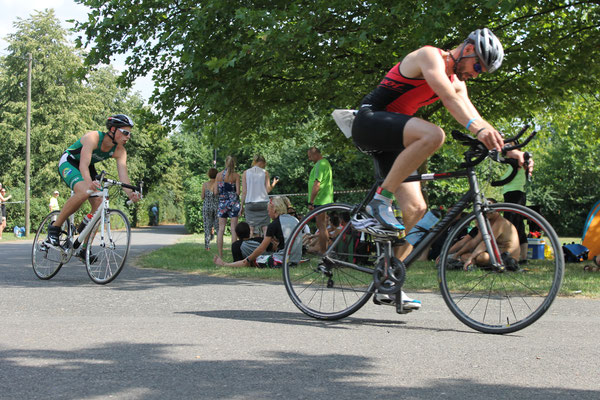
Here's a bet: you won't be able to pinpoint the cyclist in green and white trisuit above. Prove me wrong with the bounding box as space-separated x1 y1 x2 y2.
46 114 141 256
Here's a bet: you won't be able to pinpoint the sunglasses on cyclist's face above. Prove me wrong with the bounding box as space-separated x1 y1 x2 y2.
117 128 132 137
473 58 483 74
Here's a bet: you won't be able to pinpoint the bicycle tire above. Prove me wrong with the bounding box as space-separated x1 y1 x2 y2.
282 203 376 320
85 208 131 284
31 211 65 280
438 203 564 334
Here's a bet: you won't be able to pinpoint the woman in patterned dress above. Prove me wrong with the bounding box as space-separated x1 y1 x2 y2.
201 168 219 250
215 156 241 258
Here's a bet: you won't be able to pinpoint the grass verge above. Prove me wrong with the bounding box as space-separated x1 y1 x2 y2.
137 234 599 298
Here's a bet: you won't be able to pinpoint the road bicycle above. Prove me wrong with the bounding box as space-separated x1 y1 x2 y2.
282 125 564 334
31 172 142 284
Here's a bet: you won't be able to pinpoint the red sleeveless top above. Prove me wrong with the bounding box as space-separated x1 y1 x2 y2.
361 47 454 115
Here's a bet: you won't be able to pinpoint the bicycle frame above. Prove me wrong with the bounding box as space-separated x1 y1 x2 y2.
322 164 504 275
73 187 110 251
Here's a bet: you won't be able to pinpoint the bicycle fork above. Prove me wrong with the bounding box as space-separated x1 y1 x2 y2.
470 171 504 270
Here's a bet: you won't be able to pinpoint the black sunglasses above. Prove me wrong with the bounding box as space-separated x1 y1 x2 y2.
474 62 483 73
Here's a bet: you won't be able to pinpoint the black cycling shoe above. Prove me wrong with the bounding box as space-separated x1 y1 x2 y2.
76 249 98 264
45 225 62 247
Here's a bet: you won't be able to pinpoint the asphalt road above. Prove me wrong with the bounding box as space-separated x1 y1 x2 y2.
1 224 599 399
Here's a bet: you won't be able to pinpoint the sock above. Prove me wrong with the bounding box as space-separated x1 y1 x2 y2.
374 187 394 203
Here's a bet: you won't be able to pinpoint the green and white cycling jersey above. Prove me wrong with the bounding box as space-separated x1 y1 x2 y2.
58 131 117 189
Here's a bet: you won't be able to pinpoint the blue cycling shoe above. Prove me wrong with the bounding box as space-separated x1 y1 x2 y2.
365 198 405 230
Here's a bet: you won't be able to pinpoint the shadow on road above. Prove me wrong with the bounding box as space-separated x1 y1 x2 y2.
176 309 483 335
1 342 597 399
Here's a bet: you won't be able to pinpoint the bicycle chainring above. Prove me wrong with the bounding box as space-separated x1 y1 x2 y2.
373 256 406 294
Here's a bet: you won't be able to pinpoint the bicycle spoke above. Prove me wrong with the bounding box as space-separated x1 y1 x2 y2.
32 211 65 280
439 203 563 334
85 209 130 284
283 203 376 319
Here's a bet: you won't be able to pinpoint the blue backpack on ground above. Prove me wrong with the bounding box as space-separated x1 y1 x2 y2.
562 243 589 262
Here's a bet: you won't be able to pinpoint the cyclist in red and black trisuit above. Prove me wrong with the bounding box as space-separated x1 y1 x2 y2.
352 28 532 309
353 28 531 234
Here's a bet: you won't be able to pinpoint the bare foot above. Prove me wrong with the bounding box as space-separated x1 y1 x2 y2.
213 255 225 266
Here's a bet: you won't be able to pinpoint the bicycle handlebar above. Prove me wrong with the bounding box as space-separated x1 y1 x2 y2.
93 172 142 193
452 126 537 176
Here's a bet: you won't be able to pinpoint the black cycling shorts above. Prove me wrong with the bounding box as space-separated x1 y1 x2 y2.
351 106 413 180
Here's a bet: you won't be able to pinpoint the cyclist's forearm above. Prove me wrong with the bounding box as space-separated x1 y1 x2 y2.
442 96 491 135
116 163 134 194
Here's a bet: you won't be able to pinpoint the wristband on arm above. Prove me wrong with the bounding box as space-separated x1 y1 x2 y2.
466 117 478 130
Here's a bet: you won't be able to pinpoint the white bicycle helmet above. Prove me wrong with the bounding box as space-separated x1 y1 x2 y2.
467 28 504 73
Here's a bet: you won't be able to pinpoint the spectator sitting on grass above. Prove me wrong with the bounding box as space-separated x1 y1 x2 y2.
456 200 519 270
231 221 264 262
214 196 301 267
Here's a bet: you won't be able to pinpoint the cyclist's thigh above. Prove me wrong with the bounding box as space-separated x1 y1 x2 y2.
352 107 411 152
58 160 85 190
403 117 445 148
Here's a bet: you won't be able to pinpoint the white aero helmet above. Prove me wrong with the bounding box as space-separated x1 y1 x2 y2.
467 28 504 73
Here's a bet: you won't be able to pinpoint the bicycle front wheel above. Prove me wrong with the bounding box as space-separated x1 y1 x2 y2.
32 211 66 280
438 203 564 334
282 203 377 320
85 209 131 284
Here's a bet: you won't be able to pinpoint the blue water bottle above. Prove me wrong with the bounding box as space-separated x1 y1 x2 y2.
405 210 440 246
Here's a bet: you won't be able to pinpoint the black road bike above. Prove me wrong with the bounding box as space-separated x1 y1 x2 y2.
282 126 564 334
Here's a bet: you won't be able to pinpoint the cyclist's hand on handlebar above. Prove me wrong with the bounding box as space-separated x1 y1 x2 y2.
506 150 534 175
476 127 504 151
128 191 142 203
87 180 101 191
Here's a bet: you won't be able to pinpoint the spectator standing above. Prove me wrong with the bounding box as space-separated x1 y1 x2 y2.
201 167 219 250
307 147 333 253
215 156 241 258
501 167 528 263
150 204 159 226
49 190 60 212
0 186 11 240
241 155 279 237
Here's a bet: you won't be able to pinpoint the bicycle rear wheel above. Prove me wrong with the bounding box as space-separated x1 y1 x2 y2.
438 203 564 334
282 203 377 320
32 211 66 280
85 209 131 284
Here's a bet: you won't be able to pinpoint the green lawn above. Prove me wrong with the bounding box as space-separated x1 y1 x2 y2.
137 234 599 298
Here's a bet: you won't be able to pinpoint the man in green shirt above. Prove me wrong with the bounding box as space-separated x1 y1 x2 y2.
307 147 333 253
501 167 528 262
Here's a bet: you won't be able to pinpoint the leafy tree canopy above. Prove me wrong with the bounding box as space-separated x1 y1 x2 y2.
74 0 600 143
0 9 177 226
